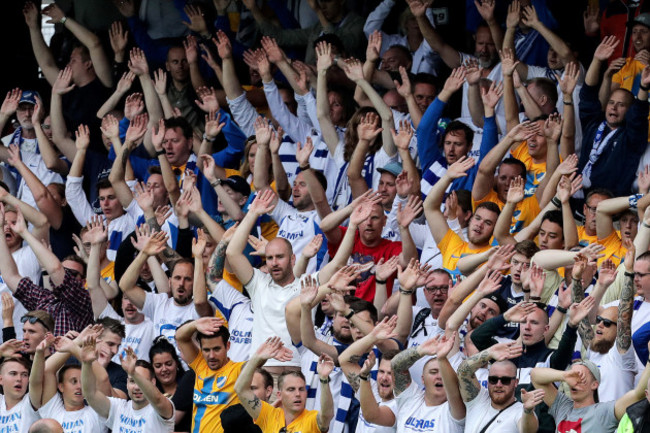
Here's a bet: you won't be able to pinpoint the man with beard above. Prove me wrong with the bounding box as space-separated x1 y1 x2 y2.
235 337 334 433
390 332 465 433
578 36 650 198
81 341 175 433
119 232 198 363
339 318 399 433
572 250 636 402
457 342 542 433
423 157 499 279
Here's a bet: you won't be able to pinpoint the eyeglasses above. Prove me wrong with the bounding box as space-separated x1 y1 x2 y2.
487 376 516 385
584 204 598 214
40 124 51 130
634 271 650 279
596 316 615 328
21 315 50 330
424 286 448 294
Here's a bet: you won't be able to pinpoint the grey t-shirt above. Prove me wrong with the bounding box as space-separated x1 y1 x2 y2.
549 392 618 433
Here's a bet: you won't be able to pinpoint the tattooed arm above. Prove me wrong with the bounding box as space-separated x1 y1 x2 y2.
457 349 491 403
617 255 636 354
572 276 595 350
390 348 422 396
207 240 228 286
234 356 264 420
145 215 183 267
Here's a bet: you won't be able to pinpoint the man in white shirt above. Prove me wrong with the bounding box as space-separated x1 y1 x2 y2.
81 339 175 433
457 342 541 433
390 332 465 433
119 231 198 361
0 357 39 433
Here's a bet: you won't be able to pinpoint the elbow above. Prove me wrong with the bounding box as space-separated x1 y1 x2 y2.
44 159 60 172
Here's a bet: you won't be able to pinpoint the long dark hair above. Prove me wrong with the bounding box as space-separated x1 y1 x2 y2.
149 336 185 393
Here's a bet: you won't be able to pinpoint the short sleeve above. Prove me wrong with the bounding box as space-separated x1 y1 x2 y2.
106 397 126 427
244 268 267 298
548 391 573 422
253 400 274 427
269 198 296 225
437 228 460 254
38 394 64 419
395 381 420 412
142 292 165 319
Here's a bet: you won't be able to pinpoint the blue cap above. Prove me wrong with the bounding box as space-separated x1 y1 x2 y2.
19 90 40 105
377 161 403 177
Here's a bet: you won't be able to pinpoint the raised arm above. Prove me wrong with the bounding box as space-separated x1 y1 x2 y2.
317 354 335 432
424 157 475 244
409 0 461 68
109 115 147 209
615 343 650 420
0 206 22 292
29 334 55 409
122 346 174 418
315 42 341 154
596 196 630 241
86 218 109 318
80 337 111 418
300 277 341 361
347 113 380 199
43 3 113 87
23 2 60 86
119 230 168 309
295 138 332 219
617 247 636 353
10 209 61 284
391 335 440 396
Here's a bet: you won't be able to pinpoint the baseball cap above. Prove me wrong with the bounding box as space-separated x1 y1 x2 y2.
572 359 601 383
629 13 650 29
377 161 403 177
483 294 509 315
19 90 40 105
222 175 251 197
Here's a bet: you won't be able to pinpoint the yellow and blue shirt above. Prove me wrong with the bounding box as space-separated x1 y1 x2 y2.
473 190 540 235
439 229 492 280
254 401 321 433
190 356 244 433
510 141 547 197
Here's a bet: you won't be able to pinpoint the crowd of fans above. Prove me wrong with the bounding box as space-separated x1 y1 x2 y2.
7 0 650 432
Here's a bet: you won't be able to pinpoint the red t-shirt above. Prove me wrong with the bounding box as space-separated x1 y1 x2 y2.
327 226 402 301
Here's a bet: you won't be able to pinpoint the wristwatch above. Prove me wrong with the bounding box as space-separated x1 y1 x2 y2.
210 178 222 188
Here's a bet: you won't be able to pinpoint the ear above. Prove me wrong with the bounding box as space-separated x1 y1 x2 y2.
226 341 231 351
291 254 296 268
266 385 273 401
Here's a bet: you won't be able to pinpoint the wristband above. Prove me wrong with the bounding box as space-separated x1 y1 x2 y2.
299 164 311 171
344 310 355 320
643 221 650 229
60 16 68 24
375 278 387 285
551 197 561 208
524 408 534 414
562 100 573 106
203 133 216 142
521 289 531 293
359 374 369 381
320 377 330 384
530 296 542 301
629 193 643 210
641 83 650 92
556 306 568 314
210 179 222 188
155 149 166 156
399 288 414 295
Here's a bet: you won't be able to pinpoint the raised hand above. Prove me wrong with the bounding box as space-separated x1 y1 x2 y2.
80 336 98 364
85 216 108 245
391 119 414 152
521 5 540 28
357 112 383 143
598 259 617 287
247 234 268 257
213 30 232 60
583 5 600 36
192 228 207 258
42 3 65 23
556 154 578 176
182 4 208 34
594 36 620 62
568 296 596 327
269 127 283 155
350 200 375 227
301 234 323 259
486 244 516 272
124 93 144 120
446 156 475 179
376 256 400 283
1 293 14 326
580 243 605 263
249 189 277 215
543 113 563 142
296 136 314 167
563 368 587 388
506 0 521 29
100 114 120 140
328 265 361 292
557 62 580 96
506 176 525 204
503 301 537 323
500 47 520 77
406 0 433 18
195 86 220 113
480 80 504 109
436 331 456 359
109 21 129 59
474 0 495 23
53 67 76 95
521 388 545 411
204 111 225 140
255 336 291 361
443 67 467 94
254 116 273 147
315 41 333 72
370 316 399 340
507 121 540 142
0 339 23 359
397 195 423 227
125 113 147 145
23 2 40 29
119 346 138 375
34 333 56 355
360 351 375 377
0 88 21 118
128 48 149 76
489 341 523 361
396 258 420 289
528 264 545 298
183 35 200 65
317 354 335 378
133 182 154 213
300 275 319 306
340 58 364 82
367 30 382 62
195 317 225 336
394 66 413 98
261 36 286 64
571 253 588 280
605 57 627 78
6 144 23 168
638 165 650 194
153 69 167 95
477 270 503 295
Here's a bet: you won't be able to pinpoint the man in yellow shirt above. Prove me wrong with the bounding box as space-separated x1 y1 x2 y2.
424 157 498 279
577 189 614 247
175 317 245 433
235 336 334 433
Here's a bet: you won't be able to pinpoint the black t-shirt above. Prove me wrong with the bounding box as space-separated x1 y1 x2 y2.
106 361 128 394
61 78 111 154
50 205 82 261
171 369 194 432
494 276 524 340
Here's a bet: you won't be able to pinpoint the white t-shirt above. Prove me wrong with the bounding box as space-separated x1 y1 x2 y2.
15 151 65 211
207 280 253 362
39 394 107 433
270 199 328 273
395 382 464 433
587 345 637 402
99 304 156 364
0 393 39 433
0 245 42 341
245 269 312 367
106 396 175 433
355 388 397 433
465 387 523 433
142 292 198 367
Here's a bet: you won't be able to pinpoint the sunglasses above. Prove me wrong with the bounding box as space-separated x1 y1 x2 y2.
21 315 50 330
596 316 615 328
487 376 516 385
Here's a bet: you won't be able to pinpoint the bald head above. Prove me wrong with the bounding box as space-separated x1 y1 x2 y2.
29 419 64 433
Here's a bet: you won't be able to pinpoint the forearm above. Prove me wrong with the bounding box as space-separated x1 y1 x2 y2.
504 75 519 132
494 201 517 244
119 252 148 295
221 57 244 100
28 27 59 85
97 89 128 119
317 380 334 430
158 154 181 205
530 367 565 386
69 148 87 178
391 347 421 394
292 254 310 279
226 212 261 260
133 368 172 417
139 74 163 123
532 250 577 271
271 153 290 200
29 351 45 408
561 200 578 248
87 245 107 318
617 274 635 351
520 409 539 433
21 230 62 283
468 84 485 128
316 70 339 152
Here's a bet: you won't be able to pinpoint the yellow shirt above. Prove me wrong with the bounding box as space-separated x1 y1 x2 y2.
438 229 491 280
577 226 626 266
576 225 598 247
190 357 244 433
612 58 650 141
255 401 321 433
511 141 547 197
473 190 540 235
